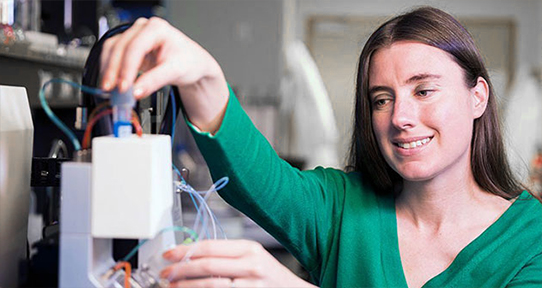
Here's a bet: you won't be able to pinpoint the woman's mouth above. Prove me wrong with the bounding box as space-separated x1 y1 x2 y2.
394 137 432 149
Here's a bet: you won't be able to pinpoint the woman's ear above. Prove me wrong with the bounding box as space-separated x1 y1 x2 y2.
471 77 489 119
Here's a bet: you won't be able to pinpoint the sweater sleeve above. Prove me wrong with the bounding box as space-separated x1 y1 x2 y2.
185 85 349 276
506 252 542 288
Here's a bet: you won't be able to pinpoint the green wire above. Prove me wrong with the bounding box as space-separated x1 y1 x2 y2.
39 78 113 151
121 226 199 262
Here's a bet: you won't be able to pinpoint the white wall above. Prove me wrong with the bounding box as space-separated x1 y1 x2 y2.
294 0 542 165
165 0 284 100
540 0 542 68
162 0 541 99
296 0 542 74
161 0 542 166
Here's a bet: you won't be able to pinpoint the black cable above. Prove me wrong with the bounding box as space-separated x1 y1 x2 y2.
26 237 30 261
81 22 133 137
159 86 182 137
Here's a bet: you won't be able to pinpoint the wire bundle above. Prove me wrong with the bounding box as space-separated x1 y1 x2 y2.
82 107 143 149
114 261 132 288
40 79 230 287
119 177 229 264
39 78 143 151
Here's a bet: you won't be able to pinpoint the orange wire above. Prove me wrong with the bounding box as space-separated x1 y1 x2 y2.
87 101 111 124
114 261 132 288
83 109 143 149
131 110 143 137
83 108 113 149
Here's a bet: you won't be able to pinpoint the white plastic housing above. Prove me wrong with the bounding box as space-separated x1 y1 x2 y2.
91 134 173 239
0 85 33 287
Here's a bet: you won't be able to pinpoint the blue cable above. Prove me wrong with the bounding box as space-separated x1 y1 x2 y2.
177 177 229 240
169 87 226 240
170 87 200 211
174 164 201 215
187 187 211 239
190 177 229 239
170 88 176 148
210 177 229 192
39 78 111 151
204 177 229 238
169 88 205 232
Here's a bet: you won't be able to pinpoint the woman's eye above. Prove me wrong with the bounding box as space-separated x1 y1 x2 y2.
373 98 390 108
416 90 433 97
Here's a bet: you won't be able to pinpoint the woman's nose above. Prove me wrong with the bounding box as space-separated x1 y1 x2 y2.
391 96 417 130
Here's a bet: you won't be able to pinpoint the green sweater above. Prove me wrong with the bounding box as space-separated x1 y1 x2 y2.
188 87 542 287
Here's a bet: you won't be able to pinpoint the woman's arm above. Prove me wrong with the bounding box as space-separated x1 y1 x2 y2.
100 17 229 133
99 17 338 287
506 252 542 287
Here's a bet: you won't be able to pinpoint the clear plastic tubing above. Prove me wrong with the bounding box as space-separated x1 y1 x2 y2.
111 88 135 138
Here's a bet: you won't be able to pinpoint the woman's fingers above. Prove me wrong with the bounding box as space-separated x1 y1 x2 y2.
160 240 316 288
100 18 149 91
169 277 259 288
100 35 120 90
99 34 117 80
161 240 268 282
161 256 264 281
163 240 265 262
168 277 232 288
116 17 175 92
132 62 178 99
100 17 194 97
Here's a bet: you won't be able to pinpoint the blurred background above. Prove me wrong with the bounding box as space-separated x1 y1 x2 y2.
0 0 541 286
165 0 542 193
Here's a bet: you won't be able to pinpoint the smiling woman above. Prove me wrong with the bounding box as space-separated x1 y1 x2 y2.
99 6 541 288
349 8 521 200
369 42 487 184
368 39 507 288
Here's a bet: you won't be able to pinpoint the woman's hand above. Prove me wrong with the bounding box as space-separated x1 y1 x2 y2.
100 17 229 133
160 239 317 288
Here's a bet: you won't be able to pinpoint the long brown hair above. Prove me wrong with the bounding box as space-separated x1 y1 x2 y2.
347 6 524 199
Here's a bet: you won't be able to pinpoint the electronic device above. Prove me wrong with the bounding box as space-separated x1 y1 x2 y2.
59 134 175 288
0 85 34 287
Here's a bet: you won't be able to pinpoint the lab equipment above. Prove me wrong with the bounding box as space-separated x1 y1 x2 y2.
92 134 173 238
59 134 175 287
58 130 227 287
0 85 34 287
32 70 221 285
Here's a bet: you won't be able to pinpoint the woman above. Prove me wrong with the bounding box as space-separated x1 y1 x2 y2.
100 6 541 288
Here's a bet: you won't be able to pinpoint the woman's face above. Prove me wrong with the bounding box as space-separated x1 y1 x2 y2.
368 41 487 184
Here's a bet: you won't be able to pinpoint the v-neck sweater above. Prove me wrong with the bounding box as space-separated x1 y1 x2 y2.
188 87 542 287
